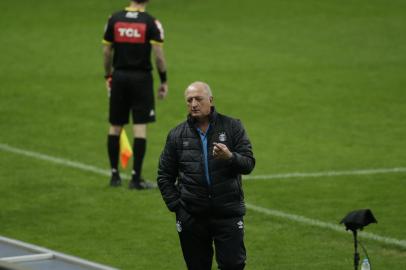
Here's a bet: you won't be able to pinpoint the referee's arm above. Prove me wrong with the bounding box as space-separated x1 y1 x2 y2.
103 43 113 78
152 43 168 99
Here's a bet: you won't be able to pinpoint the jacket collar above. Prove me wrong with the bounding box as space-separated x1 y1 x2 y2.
187 106 218 127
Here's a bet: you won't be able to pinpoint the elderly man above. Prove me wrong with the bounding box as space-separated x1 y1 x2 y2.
157 82 255 270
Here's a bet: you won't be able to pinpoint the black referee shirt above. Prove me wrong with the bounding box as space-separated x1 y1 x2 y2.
103 7 164 71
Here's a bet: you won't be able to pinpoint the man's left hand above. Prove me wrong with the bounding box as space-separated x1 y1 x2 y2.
158 83 168 100
213 142 233 160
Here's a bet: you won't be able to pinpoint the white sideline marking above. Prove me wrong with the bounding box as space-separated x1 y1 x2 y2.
1 143 405 249
0 236 118 270
243 167 406 180
2 143 405 181
0 253 54 263
246 204 406 249
0 143 131 179
0 143 111 176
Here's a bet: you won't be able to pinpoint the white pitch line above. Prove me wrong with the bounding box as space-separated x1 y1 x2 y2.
245 204 406 249
243 167 406 180
0 143 131 179
1 143 405 248
2 143 405 182
0 143 111 176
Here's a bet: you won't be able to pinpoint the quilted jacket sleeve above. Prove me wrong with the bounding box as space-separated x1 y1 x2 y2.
157 130 180 212
229 119 255 174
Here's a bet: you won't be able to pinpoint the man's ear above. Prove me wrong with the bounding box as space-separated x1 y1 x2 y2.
209 96 214 104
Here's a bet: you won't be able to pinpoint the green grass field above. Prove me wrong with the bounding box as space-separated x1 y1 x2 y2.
1 0 405 269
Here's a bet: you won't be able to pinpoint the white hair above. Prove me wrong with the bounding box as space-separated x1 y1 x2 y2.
185 81 213 97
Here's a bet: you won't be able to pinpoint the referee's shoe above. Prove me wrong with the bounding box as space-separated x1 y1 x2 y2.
129 179 156 190
110 173 122 187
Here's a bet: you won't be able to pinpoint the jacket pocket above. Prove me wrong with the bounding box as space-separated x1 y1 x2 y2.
176 205 191 224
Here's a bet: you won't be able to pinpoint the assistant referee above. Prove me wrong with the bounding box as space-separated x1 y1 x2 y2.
102 0 168 190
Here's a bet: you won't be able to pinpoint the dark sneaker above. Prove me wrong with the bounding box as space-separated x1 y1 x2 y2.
110 174 122 187
128 179 156 190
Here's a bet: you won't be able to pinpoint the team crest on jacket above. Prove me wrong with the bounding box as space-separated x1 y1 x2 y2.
237 220 244 229
218 132 227 142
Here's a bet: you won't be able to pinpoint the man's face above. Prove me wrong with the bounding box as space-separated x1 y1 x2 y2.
185 86 213 119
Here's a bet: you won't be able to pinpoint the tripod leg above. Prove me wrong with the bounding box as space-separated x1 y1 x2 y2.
353 231 360 270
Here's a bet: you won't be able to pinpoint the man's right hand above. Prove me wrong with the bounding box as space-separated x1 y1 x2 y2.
213 142 233 160
158 83 168 100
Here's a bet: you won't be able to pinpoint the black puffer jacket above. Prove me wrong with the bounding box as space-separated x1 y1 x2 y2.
157 108 255 218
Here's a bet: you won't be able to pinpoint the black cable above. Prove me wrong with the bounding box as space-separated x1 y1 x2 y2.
358 239 372 270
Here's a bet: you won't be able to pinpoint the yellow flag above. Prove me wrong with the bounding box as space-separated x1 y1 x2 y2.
119 129 133 169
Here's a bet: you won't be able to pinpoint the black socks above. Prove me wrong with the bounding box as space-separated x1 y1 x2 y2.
107 135 120 175
132 138 146 182
108 135 147 182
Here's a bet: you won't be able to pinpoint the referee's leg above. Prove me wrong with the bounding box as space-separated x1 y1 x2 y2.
212 216 246 270
107 125 122 185
107 71 129 186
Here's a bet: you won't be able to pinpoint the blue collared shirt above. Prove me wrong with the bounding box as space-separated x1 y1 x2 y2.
197 125 211 185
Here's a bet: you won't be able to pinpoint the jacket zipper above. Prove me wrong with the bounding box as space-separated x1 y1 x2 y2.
192 126 213 199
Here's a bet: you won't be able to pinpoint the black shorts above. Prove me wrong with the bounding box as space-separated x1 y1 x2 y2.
109 70 156 125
